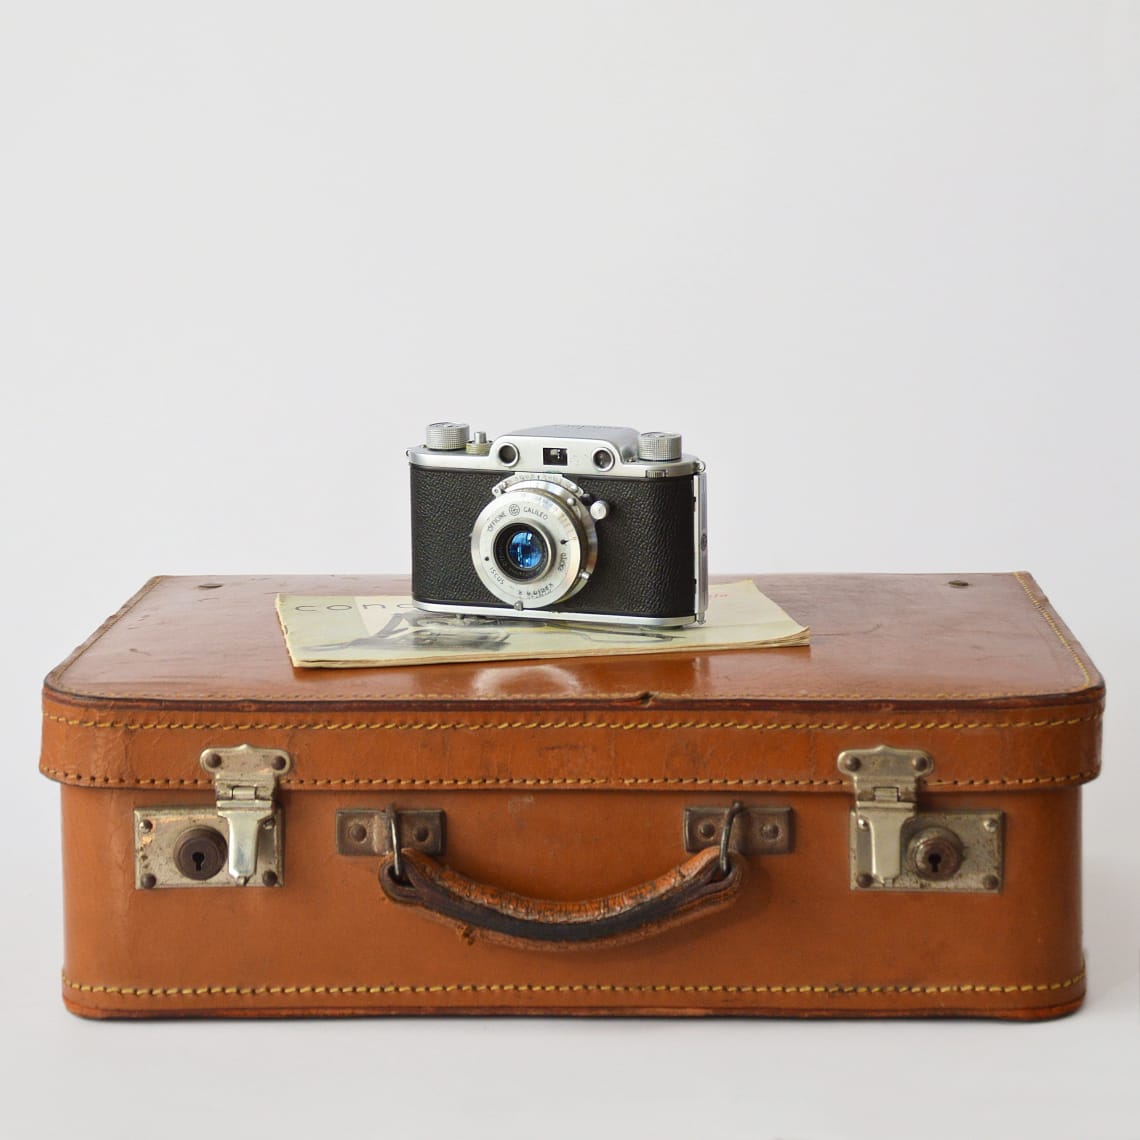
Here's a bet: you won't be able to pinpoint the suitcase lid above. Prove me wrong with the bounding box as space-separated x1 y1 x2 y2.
41 572 1103 792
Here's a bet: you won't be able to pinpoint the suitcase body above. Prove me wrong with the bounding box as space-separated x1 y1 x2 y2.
42 572 1102 1019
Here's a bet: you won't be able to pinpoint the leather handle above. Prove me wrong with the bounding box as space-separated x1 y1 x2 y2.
379 845 743 951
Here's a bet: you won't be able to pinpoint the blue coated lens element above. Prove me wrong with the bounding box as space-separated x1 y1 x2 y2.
493 522 550 582
507 529 545 572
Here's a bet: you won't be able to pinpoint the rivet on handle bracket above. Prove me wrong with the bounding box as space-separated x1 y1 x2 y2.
335 808 447 858
683 803 794 857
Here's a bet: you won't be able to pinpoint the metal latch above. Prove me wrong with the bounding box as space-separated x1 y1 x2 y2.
838 745 1003 893
134 745 291 890
204 745 291 883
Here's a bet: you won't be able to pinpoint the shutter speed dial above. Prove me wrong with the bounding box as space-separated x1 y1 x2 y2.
425 422 470 451
637 432 682 462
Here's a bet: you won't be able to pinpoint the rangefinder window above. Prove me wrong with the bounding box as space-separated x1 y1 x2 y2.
542 447 568 465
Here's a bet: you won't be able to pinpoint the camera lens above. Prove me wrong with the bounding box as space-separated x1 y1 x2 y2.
495 524 549 580
471 478 598 609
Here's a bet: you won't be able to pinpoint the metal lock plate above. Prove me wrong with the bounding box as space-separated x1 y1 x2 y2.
134 745 291 889
838 745 1003 893
135 807 284 889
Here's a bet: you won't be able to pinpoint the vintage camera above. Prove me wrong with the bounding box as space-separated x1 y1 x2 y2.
409 423 708 626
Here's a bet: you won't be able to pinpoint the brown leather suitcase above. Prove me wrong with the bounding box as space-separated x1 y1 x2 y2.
41 571 1103 1019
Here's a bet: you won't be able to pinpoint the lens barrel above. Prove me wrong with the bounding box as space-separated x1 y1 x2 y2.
470 478 598 609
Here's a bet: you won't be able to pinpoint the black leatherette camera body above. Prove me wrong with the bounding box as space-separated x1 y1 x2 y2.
410 464 698 620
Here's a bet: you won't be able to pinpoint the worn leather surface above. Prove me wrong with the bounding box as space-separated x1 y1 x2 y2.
42 572 1102 1018
58 784 1087 1019
41 573 1103 794
45 572 1100 707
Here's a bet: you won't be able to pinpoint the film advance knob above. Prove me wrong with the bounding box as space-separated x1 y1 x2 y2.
637 431 683 462
425 422 470 451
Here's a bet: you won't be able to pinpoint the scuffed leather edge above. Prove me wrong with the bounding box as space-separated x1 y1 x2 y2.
43 577 165 697
40 705 1103 790
1012 571 1101 692
43 573 1105 707
59 964 1087 1020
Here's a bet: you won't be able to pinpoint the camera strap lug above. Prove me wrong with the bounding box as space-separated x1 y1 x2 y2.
693 464 708 622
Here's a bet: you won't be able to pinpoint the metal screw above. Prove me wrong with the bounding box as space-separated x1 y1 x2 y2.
697 820 716 841
857 817 870 830
413 825 431 844
760 822 780 841
348 823 367 843
139 819 154 833
982 874 1000 891
856 873 874 889
912 756 929 772
983 818 998 833
204 752 222 769
140 874 157 890
262 870 279 887
843 756 861 772
272 755 287 771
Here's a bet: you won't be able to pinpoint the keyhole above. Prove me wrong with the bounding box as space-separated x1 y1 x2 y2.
174 826 227 880
908 828 964 881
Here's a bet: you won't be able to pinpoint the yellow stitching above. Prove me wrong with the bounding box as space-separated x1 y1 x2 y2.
40 707 1101 788
41 770 211 787
62 969 1085 1000
39 765 1098 789
42 711 1102 733
929 772 1098 788
1013 572 1094 689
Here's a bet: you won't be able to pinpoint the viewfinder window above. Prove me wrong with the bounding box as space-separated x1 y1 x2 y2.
542 447 568 465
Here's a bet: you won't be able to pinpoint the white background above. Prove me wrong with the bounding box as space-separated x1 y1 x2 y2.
2 3 1138 1136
